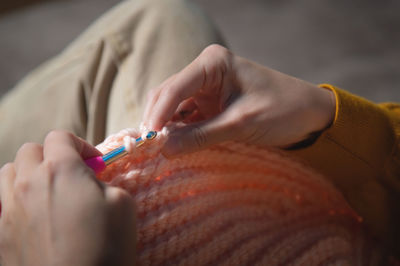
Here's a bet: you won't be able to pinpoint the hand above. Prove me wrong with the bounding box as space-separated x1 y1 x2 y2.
0 131 136 266
144 44 336 157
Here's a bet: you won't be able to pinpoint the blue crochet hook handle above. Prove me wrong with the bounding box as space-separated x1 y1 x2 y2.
84 131 157 174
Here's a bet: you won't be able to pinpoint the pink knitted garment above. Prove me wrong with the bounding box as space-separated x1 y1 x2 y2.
96 128 381 266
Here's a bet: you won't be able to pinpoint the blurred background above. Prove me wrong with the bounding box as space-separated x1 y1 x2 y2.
0 0 399 101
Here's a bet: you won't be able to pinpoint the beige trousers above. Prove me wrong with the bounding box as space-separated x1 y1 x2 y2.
0 0 223 165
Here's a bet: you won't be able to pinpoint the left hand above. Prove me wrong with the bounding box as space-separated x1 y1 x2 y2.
143 45 335 157
0 131 136 266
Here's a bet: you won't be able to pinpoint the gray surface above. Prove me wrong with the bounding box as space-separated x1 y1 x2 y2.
0 0 399 101
0 0 121 96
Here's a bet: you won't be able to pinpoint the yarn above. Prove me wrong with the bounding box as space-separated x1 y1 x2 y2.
96 127 382 266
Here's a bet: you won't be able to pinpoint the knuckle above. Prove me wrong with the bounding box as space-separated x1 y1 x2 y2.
40 160 56 182
14 179 31 198
45 130 63 140
114 188 130 202
202 44 229 59
200 45 232 90
201 44 232 69
0 163 14 174
45 130 73 143
19 142 36 151
107 187 132 206
17 142 41 155
44 154 80 175
192 126 208 149
42 158 76 188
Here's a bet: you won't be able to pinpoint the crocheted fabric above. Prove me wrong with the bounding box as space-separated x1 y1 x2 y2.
96 128 381 266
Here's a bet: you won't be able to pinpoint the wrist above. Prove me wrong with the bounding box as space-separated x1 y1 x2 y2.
286 85 336 150
321 87 336 129
310 85 336 132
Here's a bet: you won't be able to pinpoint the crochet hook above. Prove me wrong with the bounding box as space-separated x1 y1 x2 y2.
0 131 157 217
84 131 157 174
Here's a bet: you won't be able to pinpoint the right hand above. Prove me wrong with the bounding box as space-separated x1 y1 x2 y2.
143 44 335 157
0 131 136 266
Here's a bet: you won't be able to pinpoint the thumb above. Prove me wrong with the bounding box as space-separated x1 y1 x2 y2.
161 116 236 158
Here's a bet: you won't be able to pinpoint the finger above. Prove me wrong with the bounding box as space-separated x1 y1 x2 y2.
172 98 198 122
142 74 177 125
182 110 206 124
43 130 102 166
104 186 136 222
14 143 43 178
104 186 136 261
142 88 161 127
161 112 238 158
104 186 136 229
0 163 16 216
105 186 133 206
148 45 230 130
148 61 207 130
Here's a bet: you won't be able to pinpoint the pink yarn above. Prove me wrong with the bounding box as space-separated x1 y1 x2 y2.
96 128 381 265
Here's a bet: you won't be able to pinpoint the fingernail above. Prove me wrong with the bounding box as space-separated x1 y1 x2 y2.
147 118 162 132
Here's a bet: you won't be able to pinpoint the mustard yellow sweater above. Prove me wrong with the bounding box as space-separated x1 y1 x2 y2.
291 85 400 256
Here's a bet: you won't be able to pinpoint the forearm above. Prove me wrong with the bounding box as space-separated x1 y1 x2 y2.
290 85 400 256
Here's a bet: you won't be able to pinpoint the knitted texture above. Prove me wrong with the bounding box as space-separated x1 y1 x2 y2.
96 128 381 266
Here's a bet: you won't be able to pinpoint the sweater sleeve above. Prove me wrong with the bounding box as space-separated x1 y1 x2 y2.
289 84 400 256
